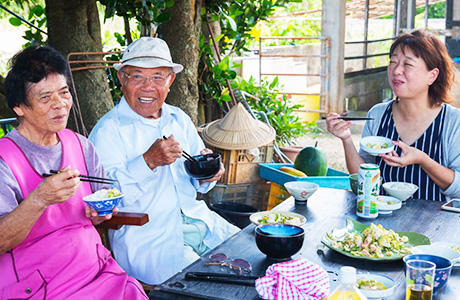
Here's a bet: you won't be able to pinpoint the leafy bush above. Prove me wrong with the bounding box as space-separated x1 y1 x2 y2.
232 76 307 146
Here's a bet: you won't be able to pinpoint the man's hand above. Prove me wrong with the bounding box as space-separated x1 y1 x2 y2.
200 148 225 183
143 134 183 169
28 166 81 209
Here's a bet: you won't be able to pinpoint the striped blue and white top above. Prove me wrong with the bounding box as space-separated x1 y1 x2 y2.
375 102 447 201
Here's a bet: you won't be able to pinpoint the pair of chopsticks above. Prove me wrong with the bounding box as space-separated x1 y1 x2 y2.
162 135 197 162
321 116 374 121
42 170 118 185
184 272 258 286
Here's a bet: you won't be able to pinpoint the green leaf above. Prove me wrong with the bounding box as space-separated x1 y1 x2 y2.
225 15 237 32
155 13 171 23
9 17 22 27
165 0 175 8
220 94 232 102
33 5 44 17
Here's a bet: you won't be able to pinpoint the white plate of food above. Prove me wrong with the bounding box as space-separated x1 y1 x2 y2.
250 211 306 226
360 136 394 156
376 196 402 214
430 242 460 268
356 273 396 299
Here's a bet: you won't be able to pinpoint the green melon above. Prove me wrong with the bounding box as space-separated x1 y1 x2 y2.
293 142 328 176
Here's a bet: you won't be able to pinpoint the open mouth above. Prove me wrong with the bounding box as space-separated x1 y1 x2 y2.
139 97 156 103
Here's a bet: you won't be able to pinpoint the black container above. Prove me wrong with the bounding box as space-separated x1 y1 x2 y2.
210 201 259 229
255 224 305 260
184 153 221 180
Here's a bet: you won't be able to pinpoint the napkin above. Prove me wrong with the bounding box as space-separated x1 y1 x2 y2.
255 258 330 300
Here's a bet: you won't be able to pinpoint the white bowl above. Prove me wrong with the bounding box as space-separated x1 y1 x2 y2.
382 182 418 201
360 136 394 156
356 273 395 299
411 245 460 264
284 181 319 202
376 196 402 214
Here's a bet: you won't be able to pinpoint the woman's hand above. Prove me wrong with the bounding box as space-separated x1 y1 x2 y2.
326 113 353 141
379 140 426 167
29 166 81 209
85 206 118 225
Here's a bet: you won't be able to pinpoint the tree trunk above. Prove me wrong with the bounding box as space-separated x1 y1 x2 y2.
157 0 202 126
45 0 113 135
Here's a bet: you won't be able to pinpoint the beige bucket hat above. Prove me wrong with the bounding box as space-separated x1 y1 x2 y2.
114 37 183 73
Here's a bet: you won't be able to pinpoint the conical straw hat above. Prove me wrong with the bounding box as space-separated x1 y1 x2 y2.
201 103 276 150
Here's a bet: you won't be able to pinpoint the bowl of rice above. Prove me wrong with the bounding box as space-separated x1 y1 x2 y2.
83 188 123 216
382 182 418 201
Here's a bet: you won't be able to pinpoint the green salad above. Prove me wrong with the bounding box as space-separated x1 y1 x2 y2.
327 223 411 258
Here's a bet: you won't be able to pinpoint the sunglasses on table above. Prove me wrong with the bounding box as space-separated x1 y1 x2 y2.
204 253 252 274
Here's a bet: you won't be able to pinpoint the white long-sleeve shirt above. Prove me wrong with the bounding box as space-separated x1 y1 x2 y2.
89 98 238 284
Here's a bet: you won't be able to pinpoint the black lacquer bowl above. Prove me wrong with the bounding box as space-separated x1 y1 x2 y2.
255 224 305 260
184 153 221 180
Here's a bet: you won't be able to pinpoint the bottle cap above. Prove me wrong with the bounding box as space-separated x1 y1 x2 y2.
340 266 357 284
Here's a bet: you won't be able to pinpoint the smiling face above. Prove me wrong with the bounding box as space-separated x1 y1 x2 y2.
13 73 72 146
118 66 176 119
387 46 439 102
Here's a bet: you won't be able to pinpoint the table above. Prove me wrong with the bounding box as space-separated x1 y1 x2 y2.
150 188 460 299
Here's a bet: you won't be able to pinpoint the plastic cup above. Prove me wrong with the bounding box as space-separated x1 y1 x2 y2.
405 259 435 300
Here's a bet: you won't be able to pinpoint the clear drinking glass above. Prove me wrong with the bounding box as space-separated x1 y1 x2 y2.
405 259 436 300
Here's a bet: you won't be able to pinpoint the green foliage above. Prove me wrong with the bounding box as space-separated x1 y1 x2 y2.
4 1 47 46
98 0 174 26
416 2 445 18
232 76 307 146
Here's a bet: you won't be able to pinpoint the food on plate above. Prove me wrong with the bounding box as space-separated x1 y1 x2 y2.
366 143 390 149
326 223 411 258
279 166 308 177
388 182 415 191
357 278 386 290
293 142 328 176
377 197 399 205
257 212 303 226
450 246 460 253
84 188 122 201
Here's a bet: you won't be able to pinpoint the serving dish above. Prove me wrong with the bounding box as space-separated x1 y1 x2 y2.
356 273 395 299
376 196 402 214
428 242 460 268
382 182 418 201
360 136 394 156
321 218 430 261
249 211 306 226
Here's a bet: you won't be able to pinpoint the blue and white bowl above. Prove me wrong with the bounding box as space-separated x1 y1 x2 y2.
403 254 453 292
83 190 123 216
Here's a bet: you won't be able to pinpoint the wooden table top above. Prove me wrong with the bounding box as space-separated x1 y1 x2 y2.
150 187 460 299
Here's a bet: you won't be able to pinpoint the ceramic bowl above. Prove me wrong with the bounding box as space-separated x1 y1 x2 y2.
403 254 453 292
376 196 402 214
360 136 394 156
410 245 460 264
356 273 396 299
349 173 358 194
184 153 221 180
83 190 123 216
382 182 418 201
284 181 319 203
255 224 304 260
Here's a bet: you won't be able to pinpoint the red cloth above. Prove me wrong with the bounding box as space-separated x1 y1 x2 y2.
255 258 330 300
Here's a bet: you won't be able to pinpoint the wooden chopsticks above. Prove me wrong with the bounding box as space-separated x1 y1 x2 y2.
41 170 118 185
162 135 198 162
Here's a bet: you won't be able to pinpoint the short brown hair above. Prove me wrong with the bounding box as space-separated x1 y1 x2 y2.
389 30 456 106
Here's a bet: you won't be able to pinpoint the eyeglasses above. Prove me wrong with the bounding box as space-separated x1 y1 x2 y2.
204 253 252 274
122 71 172 87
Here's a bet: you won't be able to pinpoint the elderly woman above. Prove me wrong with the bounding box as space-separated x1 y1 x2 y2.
0 45 147 299
326 29 460 202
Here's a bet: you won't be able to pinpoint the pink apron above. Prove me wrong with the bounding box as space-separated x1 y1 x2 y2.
0 129 147 300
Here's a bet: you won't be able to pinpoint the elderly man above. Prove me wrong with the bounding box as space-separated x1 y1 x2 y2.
89 37 239 285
